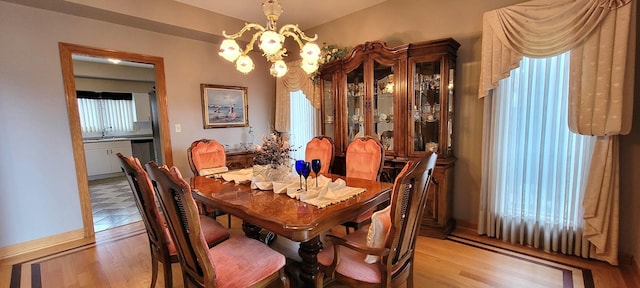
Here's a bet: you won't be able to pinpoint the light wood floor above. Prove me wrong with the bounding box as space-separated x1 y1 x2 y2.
2 216 638 288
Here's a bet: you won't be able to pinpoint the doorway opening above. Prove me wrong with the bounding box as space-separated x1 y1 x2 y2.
59 42 173 237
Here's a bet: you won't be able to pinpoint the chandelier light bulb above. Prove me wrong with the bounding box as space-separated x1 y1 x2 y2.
259 31 284 55
301 60 319 74
301 42 321 62
235 55 255 74
219 39 241 62
270 60 288 77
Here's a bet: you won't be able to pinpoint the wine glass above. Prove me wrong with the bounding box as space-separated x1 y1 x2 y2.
311 159 321 188
295 160 305 190
301 161 311 191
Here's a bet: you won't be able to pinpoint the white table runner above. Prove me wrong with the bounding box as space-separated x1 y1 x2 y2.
211 170 365 208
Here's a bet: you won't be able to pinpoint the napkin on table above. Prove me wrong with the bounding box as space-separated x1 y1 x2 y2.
218 168 253 184
286 176 366 208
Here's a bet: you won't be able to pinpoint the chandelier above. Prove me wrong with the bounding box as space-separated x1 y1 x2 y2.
218 0 321 77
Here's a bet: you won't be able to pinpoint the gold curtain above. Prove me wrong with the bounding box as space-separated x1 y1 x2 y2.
274 59 320 132
478 0 634 265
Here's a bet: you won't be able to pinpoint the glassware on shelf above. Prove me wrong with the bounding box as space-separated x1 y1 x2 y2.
325 115 334 124
414 125 424 151
413 106 421 122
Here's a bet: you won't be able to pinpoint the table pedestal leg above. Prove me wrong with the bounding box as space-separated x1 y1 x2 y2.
242 221 261 240
298 236 322 287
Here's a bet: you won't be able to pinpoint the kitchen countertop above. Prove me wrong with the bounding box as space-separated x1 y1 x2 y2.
83 135 153 143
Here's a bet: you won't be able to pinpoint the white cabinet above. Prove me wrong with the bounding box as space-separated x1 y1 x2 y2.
84 140 132 177
133 92 151 122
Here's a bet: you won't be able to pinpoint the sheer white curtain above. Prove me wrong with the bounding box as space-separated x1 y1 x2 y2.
478 0 633 265
77 98 135 134
77 98 103 133
479 53 596 257
289 90 318 162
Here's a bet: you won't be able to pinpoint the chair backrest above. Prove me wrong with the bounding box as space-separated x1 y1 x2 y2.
305 136 335 175
146 162 216 286
345 136 385 181
383 152 437 286
188 139 226 176
116 153 170 256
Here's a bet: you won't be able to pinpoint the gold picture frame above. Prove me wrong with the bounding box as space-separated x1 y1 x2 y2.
200 84 249 128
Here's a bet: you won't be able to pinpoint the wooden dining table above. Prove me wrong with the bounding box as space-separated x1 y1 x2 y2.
190 173 393 287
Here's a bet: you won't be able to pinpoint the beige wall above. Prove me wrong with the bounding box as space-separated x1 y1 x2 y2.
308 0 640 264
0 1 274 247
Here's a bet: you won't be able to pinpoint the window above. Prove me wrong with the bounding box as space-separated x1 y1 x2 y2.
480 52 596 254
77 91 135 135
289 90 318 161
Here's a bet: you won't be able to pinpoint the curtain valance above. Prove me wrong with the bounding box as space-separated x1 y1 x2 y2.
478 0 632 136
275 59 319 132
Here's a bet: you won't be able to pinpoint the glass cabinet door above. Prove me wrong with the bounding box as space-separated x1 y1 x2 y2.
446 63 455 156
346 63 365 145
321 77 335 140
411 59 442 155
373 61 394 153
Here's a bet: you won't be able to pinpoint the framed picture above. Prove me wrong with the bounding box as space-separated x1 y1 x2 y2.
200 84 248 128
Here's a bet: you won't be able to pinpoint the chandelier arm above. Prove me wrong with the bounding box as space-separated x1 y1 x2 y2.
242 30 264 55
223 23 266 39
281 31 305 48
279 24 318 42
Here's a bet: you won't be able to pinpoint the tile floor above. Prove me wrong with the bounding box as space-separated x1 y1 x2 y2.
89 176 141 232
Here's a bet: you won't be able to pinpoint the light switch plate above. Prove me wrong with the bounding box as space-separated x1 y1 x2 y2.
175 124 181 133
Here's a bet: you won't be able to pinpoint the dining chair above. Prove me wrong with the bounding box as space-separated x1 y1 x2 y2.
187 139 232 228
305 135 335 175
145 161 289 288
342 136 386 233
317 152 437 288
116 153 230 288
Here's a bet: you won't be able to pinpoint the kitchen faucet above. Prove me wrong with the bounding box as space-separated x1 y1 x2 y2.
101 126 112 139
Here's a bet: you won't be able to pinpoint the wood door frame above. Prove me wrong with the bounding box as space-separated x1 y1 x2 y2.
59 42 173 238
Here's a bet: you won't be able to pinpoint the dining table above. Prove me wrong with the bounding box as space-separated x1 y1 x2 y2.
190 173 393 287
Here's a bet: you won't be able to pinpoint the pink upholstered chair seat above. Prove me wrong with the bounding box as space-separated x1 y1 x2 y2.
146 162 289 288
207 235 287 288
318 229 393 284
118 154 231 288
305 136 335 175
342 136 385 233
187 139 233 228
318 154 438 287
163 215 230 255
345 137 383 181
189 140 226 175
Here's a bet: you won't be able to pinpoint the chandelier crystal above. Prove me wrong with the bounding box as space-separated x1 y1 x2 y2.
218 0 320 77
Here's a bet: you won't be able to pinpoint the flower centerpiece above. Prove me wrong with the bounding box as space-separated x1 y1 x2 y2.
252 131 296 182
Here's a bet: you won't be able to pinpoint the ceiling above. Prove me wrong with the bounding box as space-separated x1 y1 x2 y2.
174 0 388 30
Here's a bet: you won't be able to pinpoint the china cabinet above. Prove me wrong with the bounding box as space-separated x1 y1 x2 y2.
319 38 459 238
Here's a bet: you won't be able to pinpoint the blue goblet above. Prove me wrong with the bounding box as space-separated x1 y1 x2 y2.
301 161 311 191
311 159 321 188
295 160 305 190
